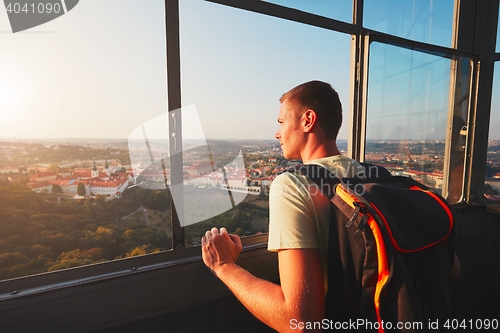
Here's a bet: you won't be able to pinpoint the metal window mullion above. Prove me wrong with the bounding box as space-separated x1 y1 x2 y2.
165 0 185 248
349 33 370 161
206 0 357 35
353 0 363 27
463 60 480 203
367 30 475 60
442 52 459 202
348 0 364 161
440 0 464 202
466 0 499 204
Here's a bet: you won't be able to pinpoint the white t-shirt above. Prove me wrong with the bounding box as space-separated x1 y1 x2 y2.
267 155 365 288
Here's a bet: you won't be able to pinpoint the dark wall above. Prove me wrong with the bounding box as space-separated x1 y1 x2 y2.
86 294 276 333
450 206 500 321
1 207 499 333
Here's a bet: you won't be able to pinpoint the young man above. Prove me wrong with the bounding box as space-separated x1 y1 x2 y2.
201 81 364 332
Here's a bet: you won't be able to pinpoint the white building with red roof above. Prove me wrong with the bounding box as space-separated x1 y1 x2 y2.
27 159 133 198
27 181 50 193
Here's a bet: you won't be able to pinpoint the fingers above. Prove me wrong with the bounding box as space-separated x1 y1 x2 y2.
202 227 220 241
229 234 242 249
200 239 216 275
220 228 242 248
221 228 242 250
219 227 231 241
200 227 243 273
200 227 241 249
200 227 224 244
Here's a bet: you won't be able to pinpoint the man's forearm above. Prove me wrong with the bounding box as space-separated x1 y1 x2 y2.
215 262 298 333
201 229 324 332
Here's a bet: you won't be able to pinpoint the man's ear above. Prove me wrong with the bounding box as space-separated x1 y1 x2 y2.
302 109 317 133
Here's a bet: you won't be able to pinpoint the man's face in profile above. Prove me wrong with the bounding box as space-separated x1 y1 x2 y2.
275 99 304 160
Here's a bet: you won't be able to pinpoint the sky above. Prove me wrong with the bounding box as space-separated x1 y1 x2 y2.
1 0 499 141
0 1 168 140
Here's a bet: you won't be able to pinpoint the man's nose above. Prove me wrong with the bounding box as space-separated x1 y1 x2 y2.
275 131 280 139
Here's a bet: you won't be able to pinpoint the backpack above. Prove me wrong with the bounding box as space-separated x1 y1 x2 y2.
293 163 455 332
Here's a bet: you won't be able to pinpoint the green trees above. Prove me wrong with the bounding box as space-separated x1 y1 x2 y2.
184 199 268 246
48 248 104 271
48 164 60 174
0 181 171 280
94 195 106 205
144 190 170 210
77 182 86 196
0 177 270 279
52 184 63 193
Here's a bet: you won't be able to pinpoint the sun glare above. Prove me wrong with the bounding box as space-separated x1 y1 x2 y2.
0 78 13 110
0 71 33 137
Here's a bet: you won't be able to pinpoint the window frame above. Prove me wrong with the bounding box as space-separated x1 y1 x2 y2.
1 0 499 300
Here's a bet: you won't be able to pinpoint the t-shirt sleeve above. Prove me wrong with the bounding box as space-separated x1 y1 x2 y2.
267 172 320 251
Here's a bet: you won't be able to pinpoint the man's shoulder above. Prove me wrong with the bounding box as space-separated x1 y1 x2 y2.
273 156 363 183
307 155 365 179
269 168 318 202
272 168 307 188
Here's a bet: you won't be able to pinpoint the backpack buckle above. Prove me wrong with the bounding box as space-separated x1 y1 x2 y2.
346 201 368 238
346 204 360 228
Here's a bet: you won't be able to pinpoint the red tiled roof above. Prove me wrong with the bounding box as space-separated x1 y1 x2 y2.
31 172 56 179
28 181 49 189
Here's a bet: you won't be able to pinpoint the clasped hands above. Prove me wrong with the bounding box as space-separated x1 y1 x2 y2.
201 227 242 275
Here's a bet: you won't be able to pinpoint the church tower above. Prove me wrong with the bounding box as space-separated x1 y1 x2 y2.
91 159 99 178
104 157 111 177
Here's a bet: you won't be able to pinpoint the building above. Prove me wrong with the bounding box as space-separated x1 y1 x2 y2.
27 160 133 198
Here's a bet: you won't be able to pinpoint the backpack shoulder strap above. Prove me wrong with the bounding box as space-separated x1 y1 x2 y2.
291 162 391 197
291 162 395 230
359 162 392 179
291 164 340 198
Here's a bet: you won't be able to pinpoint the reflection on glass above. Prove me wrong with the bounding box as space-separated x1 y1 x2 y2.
485 62 500 202
179 0 351 246
262 0 352 23
364 0 454 47
365 42 470 202
129 106 248 229
0 1 170 280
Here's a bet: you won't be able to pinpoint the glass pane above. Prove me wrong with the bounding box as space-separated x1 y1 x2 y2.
179 0 351 246
364 0 454 47
485 62 500 203
0 1 171 281
365 42 471 202
262 0 352 23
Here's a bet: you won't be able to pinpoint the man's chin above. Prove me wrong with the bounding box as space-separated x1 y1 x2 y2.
283 153 299 161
